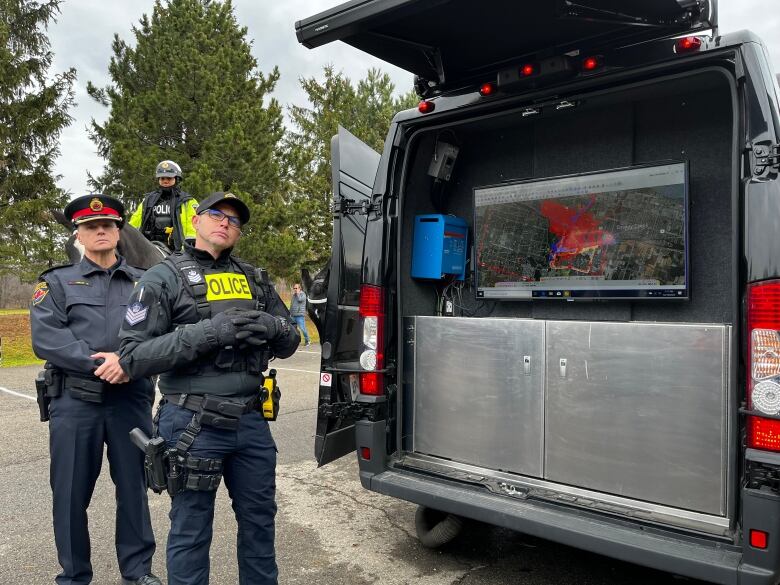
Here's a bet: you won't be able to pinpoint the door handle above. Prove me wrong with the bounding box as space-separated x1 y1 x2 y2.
559 358 567 378
523 355 531 375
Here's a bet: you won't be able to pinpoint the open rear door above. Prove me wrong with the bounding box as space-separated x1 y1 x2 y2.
315 126 381 466
297 0 717 88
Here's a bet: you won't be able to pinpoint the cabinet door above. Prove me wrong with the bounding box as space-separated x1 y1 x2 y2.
411 316 546 477
545 321 729 515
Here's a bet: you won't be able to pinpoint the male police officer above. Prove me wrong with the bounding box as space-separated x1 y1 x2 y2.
129 160 198 251
30 195 160 585
118 192 299 585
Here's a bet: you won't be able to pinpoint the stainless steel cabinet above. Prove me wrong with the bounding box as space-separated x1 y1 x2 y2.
409 316 546 477
544 321 729 515
406 317 730 515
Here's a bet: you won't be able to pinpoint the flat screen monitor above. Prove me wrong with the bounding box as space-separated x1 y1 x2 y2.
474 162 689 300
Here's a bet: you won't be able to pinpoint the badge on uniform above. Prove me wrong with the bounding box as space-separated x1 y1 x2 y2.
125 301 148 326
32 282 49 306
186 269 203 284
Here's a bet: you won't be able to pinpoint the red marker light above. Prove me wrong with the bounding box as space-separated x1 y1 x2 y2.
479 82 496 96
520 64 536 77
675 36 702 53
750 529 769 549
582 56 601 71
360 447 371 461
418 100 435 114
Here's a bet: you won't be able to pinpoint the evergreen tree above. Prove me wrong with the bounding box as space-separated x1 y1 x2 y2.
286 66 417 270
0 0 75 276
87 0 285 272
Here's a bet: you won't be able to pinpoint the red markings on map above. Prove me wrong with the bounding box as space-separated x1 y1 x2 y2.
540 197 616 274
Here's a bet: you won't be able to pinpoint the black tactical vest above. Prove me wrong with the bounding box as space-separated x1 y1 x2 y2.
164 252 272 375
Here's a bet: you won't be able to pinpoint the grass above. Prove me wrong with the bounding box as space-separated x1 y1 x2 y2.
0 310 43 368
0 288 318 370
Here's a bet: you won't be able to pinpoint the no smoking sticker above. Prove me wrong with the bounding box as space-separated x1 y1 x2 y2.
320 372 332 387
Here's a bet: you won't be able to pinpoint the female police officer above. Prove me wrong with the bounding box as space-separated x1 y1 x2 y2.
31 195 160 585
118 192 299 585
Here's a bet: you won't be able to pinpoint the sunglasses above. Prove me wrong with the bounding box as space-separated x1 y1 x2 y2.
201 208 242 229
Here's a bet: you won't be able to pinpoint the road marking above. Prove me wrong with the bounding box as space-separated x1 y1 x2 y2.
0 386 36 401
274 367 320 375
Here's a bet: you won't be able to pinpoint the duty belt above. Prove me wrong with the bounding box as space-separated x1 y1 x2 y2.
63 374 107 403
166 393 259 430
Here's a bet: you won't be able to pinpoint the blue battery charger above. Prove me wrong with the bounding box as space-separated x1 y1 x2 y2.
411 214 468 281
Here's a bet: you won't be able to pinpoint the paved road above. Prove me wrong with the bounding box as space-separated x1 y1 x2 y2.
0 348 706 584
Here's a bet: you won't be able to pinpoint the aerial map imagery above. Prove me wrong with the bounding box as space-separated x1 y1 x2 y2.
474 164 687 293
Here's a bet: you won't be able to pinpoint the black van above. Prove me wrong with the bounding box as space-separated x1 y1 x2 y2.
296 1 780 582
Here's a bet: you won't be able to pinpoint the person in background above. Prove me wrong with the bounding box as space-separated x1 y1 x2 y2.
289 283 310 346
129 160 198 251
30 194 160 585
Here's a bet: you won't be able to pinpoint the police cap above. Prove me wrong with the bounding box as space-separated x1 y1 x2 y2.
196 192 250 225
64 195 125 228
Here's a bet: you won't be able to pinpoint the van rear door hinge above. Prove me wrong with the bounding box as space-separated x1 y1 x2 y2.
332 196 377 216
752 143 780 177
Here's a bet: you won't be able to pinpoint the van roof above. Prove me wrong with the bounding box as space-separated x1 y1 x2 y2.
296 0 717 88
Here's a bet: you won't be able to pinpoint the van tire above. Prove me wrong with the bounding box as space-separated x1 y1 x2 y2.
414 505 463 548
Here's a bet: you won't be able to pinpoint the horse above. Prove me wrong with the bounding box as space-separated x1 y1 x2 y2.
53 210 168 269
301 264 329 341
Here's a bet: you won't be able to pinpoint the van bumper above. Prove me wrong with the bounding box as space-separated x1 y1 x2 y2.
360 467 779 585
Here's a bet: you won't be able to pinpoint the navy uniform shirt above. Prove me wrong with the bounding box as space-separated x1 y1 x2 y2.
31 256 144 376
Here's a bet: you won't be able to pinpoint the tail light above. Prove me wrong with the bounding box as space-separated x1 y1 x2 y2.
746 280 780 451
359 284 385 396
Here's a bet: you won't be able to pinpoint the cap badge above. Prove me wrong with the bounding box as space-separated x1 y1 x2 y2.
89 198 103 212
161 161 170 169
224 192 235 199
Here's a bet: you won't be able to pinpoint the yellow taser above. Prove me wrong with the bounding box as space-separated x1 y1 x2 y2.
261 369 280 421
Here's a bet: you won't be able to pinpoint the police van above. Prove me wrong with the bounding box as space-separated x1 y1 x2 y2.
295 1 780 582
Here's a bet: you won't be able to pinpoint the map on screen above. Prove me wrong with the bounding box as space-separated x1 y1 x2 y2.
474 162 688 300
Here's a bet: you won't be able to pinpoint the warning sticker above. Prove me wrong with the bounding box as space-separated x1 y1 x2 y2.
320 372 332 387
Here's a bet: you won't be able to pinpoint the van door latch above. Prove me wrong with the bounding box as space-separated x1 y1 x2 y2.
318 401 382 421
333 197 377 216
752 143 780 177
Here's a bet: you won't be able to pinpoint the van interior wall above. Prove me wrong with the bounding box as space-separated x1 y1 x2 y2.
399 71 735 325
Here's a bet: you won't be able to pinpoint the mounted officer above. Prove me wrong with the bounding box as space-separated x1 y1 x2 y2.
118 192 299 585
128 160 198 251
30 195 160 585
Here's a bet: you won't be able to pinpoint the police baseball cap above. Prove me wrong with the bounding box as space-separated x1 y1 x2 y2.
196 192 250 225
64 195 125 227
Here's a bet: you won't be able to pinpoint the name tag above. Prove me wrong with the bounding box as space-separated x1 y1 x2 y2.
205 273 252 301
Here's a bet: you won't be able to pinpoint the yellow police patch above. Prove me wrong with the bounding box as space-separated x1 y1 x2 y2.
205 273 252 301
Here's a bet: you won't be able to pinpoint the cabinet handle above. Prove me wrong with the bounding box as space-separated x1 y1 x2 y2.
559 358 567 378
523 355 531 375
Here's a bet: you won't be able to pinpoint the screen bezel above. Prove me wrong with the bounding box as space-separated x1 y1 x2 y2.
473 161 690 301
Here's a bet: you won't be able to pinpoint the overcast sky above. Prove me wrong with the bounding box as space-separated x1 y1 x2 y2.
48 0 780 197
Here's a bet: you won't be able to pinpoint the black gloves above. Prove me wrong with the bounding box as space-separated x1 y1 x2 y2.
210 308 285 349
210 311 240 347
234 311 282 346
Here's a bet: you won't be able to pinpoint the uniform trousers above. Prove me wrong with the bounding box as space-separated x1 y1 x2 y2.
157 401 278 585
49 381 156 585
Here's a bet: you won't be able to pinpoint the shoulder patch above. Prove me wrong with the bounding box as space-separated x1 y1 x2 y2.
125 301 149 326
32 282 49 306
